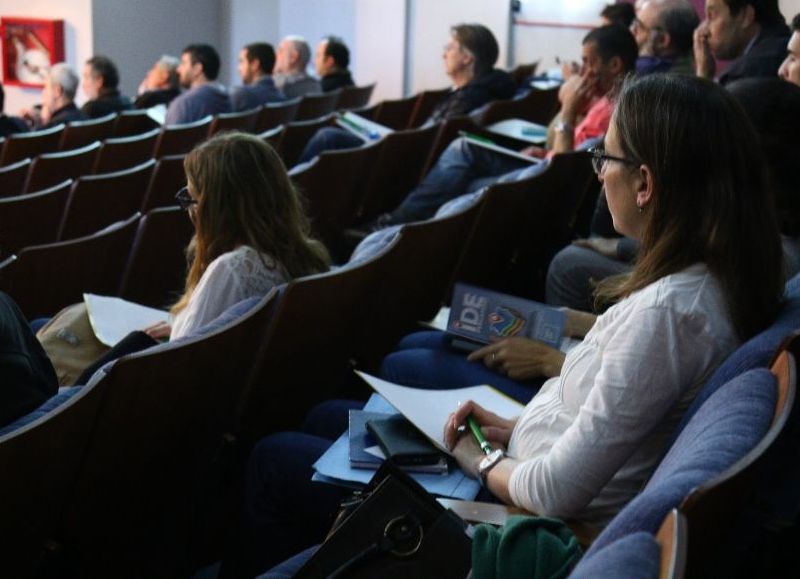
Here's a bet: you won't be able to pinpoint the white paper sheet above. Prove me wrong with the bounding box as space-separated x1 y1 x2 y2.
486 118 549 145
355 371 525 452
83 293 169 347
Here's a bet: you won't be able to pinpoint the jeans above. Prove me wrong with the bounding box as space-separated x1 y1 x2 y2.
298 127 364 165
389 137 530 224
545 244 633 311
222 399 364 579
379 331 543 404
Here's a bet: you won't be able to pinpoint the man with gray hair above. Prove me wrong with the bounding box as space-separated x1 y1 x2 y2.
631 0 700 74
21 62 85 129
135 55 181 108
272 35 322 98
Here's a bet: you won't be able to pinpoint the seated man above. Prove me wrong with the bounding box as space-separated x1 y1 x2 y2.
315 36 355 92
165 44 231 125
694 0 790 84
20 63 85 129
373 24 637 227
231 42 285 111
631 0 699 75
134 55 181 109
297 23 516 164
778 13 800 85
272 36 322 99
81 55 133 118
0 83 28 137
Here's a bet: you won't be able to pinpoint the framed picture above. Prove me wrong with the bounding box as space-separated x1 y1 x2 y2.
0 17 65 88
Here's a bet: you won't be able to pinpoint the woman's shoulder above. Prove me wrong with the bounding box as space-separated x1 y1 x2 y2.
207 246 287 285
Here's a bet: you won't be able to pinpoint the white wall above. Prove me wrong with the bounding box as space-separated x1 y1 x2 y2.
221 0 281 89
781 0 800 18
513 0 607 77
354 0 406 102
1 0 93 115
407 0 512 94
92 0 222 102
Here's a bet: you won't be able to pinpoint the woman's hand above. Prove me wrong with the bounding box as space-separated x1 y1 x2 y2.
443 400 516 451
467 337 565 380
143 321 172 340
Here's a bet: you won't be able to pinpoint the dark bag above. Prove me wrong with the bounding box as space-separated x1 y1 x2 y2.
294 461 473 579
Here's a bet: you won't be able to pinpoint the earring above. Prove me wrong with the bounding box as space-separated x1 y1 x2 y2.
637 204 644 214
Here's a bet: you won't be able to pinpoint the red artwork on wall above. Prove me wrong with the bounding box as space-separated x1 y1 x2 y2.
0 17 65 88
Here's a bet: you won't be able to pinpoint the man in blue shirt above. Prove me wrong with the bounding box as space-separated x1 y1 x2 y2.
231 42 285 111
165 44 231 125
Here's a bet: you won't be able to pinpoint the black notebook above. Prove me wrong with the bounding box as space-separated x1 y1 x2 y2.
366 415 444 466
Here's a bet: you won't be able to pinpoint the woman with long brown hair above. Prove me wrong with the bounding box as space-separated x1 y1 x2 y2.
148 132 329 339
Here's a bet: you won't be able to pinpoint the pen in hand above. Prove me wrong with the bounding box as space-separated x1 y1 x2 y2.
467 415 493 455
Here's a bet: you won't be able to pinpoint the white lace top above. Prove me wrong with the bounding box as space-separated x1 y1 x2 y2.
170 245 287 339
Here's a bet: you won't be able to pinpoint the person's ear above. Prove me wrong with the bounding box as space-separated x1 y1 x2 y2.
739 4 756 28
653 30 671 54
636 164 655 210
607 55 623 76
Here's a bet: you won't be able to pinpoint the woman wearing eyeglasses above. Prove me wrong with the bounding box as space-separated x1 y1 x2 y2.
383 73 783 520
146 132 329 340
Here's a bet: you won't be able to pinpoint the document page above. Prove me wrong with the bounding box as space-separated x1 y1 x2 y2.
356 371 524 452
83 293 169 346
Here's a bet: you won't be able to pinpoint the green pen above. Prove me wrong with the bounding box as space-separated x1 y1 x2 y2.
467 415 493 455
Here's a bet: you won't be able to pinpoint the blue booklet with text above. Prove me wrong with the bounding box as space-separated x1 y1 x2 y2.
447 283 565 352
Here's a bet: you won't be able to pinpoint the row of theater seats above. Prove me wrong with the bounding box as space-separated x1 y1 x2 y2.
1 178 799 576
0 85 561 270
0 154 187 259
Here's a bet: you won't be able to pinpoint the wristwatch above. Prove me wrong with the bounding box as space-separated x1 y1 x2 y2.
478 448 505 487
555 120 573 134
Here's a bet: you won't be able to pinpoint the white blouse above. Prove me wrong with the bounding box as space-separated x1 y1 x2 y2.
506 264 738 524
170 245 287 340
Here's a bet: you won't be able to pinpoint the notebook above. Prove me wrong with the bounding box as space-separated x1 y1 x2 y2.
446 283 566 353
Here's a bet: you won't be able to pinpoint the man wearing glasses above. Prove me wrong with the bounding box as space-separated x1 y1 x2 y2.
630 0 699 76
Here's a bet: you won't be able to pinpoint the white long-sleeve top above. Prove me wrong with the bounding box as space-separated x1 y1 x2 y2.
170 245 287 340
506 264 738 524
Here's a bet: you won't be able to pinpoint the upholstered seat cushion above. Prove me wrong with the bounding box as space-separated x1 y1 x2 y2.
584 367 776 557
569 532 659 579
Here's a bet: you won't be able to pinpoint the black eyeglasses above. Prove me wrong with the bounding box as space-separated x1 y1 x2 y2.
175 186 197 210
588 146 638 175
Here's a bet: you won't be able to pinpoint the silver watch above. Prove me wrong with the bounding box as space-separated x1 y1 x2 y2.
478 448 505 487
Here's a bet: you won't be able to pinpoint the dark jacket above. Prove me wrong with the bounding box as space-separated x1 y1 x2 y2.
321 70 354 93
81 89 134 118
0 114 29 138
43 103 85 129
0 292 57 428
134 87 181 109
719 25 791 86
426 68 517 125
230 76 285 111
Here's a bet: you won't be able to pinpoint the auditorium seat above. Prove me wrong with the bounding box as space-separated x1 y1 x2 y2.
335 83 375 110
59 113 117 150
475 86 560 127
421 115 481 177
276 114 337 167
207 107 261 136
141 154 186 211
294 92 340 121
0 179 72 258
59 160 155 241
255 98 300 132
93 128 160 174
113 109 161 137
0 213 140 318
289 140 383 254
0 157 31 198
0 124 64 166
355 123 439 223
372 94 418 130
509 61 539 87
23 141 101 194
407 87 451 127
153 115 212 157
118 206 194 308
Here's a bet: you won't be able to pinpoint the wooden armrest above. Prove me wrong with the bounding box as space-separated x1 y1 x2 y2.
437 498 601 546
